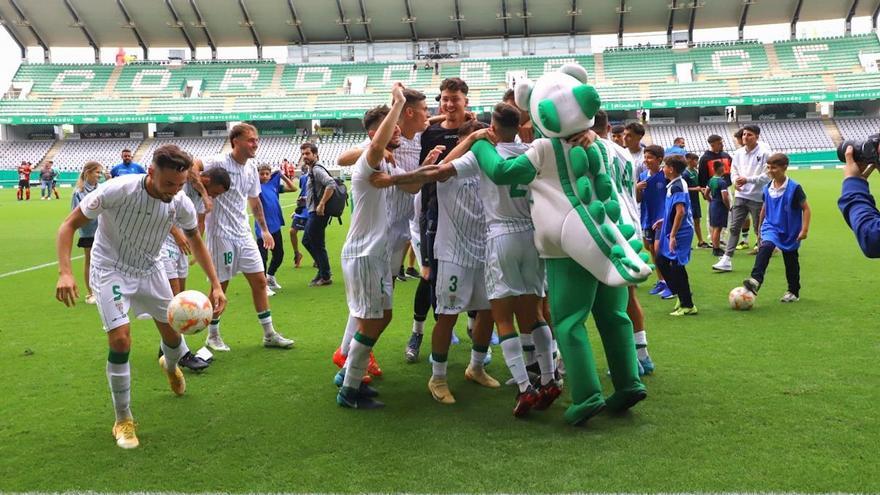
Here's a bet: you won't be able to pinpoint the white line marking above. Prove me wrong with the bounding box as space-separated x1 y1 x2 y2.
0 255 84 279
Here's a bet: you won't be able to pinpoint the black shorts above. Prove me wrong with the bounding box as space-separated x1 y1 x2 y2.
643 226 656 244
77 237 94 248
689 193 702 219
18 179 29 188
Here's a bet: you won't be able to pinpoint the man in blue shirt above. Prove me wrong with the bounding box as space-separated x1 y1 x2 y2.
110 149 146 178
839 144 880 257
665 137 687 157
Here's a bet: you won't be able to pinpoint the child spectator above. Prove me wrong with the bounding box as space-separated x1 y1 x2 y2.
71 161 104 304
256 164 298 294
654 155 696 316
743 153 811 302
707 161 731 257
636 144 672 298
684 152 708 248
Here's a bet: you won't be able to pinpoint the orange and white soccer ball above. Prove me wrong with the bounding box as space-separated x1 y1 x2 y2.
167 290 213 335
728 286 755 311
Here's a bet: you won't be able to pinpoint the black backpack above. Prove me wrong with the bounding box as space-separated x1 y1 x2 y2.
311 164 348 223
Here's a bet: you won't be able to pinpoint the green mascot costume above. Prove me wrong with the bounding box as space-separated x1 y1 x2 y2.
471 64 653 425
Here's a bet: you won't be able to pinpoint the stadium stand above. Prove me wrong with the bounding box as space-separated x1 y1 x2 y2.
648 123 738 153
748 120 835 152
0 140 54 166
773 34 880 74
138 137 225 165
51 139 143 172
834 117 880 140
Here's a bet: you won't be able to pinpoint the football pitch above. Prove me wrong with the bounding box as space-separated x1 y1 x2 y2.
0 169 877 493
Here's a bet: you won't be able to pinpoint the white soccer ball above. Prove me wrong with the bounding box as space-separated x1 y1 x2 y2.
729 286 755 311
167 290 213 335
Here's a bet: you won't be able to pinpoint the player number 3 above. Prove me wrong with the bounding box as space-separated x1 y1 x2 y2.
448 275 458 293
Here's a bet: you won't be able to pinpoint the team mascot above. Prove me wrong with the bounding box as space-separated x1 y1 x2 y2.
470 64 653 425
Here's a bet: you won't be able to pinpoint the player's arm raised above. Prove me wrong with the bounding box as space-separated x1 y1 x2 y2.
369 145 448 192
183 227 227 317
55 209 92 306
248 196 275 250
366 83 406 169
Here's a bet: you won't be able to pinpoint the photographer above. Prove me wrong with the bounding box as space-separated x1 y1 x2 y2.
839 141 880 258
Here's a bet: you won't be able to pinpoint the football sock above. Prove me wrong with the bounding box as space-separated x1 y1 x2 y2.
431 353 448 378
634 330 649 360
469 344 488 371
342 332 374 391
532 322 555 385
208 319 221 338
257 310 274 338
107 350 132 422
160 337 189 372
520 333 537 366
340 314 357 355
499 334 530 393
413 277 431 322
412 320 425 335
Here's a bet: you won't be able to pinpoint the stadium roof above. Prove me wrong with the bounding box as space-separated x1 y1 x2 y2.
0 0 877 55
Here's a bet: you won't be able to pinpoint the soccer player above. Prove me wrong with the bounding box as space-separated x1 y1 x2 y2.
636 145 671 299
592 111 654 375
157 167 231 372
70 161 104 305
624 122 646 178
200 124 295 351
654 155 697 316
373 104 558 414
110 149 146 178
54 144 227 449
335 84 408 409
17 160 32 201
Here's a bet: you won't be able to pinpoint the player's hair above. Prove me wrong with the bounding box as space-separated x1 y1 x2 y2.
712 160 725 173
742 124 761 136
300 142 318 155
152 144 193 172
439 77 469 95
591 110 609 133
403 88 426 108
363 105 391 131
707 134 723 143
644 144 664 159
685 152 699 161
229 123 258 148
75 161 102 192
674 137 685 144
611 125 625 135
767 152 789 168
458 119 489 138
121 149 131 154
202 167 231 191
492 102 520 131
625 122 645 137
257 164 272 173
664 155 687 174
502 89 515 102
733 128 744 140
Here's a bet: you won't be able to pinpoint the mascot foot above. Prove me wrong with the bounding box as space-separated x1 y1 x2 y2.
605 388 647 414
563 397 606 426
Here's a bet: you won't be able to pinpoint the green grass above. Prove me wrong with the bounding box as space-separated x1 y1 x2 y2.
0 169 878 493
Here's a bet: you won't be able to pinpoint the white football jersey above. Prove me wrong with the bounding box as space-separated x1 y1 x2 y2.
81 174 197 277
203 153 260 240
452 142 534 239
434 165 486 267
342 147 391 259
162 181 204 252
386 133 422 226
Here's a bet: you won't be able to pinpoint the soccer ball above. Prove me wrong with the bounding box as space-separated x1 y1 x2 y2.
729 286 756 311
167 290 213 335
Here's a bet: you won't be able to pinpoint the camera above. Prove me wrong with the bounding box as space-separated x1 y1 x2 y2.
838 134 880 164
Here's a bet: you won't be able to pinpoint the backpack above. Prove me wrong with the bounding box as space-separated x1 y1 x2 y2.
310 164 348 223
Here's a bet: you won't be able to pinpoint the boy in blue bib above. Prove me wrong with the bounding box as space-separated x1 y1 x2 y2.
654 155 697 316
743 154 811 302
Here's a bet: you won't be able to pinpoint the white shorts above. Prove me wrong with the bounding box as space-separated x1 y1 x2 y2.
485 231 546 300
90 266 173 331
388 221 410 272
342 255 393 319
208 236 264 283
160 244 189 280
435 261 490 315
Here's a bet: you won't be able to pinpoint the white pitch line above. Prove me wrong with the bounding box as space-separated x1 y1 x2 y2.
0 255 84 279
0 201 301 280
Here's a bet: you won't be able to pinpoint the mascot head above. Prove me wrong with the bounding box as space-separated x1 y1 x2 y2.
514 63 600 139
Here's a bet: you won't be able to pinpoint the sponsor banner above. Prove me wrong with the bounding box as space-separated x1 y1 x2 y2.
81 130 131 139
